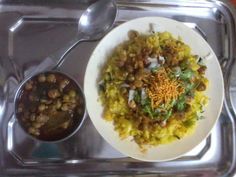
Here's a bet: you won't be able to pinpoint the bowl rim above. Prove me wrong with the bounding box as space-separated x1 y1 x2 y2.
14 70 87 143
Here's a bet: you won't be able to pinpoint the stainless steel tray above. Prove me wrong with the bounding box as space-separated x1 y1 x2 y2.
0 0 236 176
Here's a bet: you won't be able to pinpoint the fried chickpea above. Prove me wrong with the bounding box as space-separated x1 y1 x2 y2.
63 95 70 102
36 114 49 123
59 79 69 90
134 80 143 88
68 90 76 98
48 89 60 99
29 127 40 136
61 104 68 111
28 127 37 134
67 103 76 110
18 105 23 113
32 122 41 128
70 98 77 104
127 74 135 82
30 114 36 121
128 100 136 109
38 104 46 112
35 131 40 136
56 100 62 109
47 74 56 83
38 74 46 82
196 82 206 91
61 121 70 129
25 81 33 90
197 65 207 75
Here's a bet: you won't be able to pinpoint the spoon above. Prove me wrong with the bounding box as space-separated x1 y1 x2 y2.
50 0 117 69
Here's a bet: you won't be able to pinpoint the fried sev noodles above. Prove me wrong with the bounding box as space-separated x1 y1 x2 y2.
146 68 185 109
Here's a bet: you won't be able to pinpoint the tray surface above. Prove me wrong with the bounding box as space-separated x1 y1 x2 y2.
0 0 236 176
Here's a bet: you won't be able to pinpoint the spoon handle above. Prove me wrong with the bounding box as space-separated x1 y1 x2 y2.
50 33 87 70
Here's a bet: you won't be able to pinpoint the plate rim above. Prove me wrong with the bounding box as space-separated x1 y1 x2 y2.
84 16 224 162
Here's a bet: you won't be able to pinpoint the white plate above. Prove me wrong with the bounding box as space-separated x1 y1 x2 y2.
84 17 224 162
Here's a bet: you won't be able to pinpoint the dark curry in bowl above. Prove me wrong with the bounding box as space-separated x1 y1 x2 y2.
15 71 86 142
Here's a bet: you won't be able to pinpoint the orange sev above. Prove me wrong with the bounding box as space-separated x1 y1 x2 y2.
146 68 185 109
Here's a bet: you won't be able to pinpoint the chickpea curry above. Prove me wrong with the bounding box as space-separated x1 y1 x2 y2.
16 72 85 141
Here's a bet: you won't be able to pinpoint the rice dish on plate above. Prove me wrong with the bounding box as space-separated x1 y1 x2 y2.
98 30 209 150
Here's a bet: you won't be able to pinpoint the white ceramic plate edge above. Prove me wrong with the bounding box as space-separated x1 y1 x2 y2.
84 17 224 162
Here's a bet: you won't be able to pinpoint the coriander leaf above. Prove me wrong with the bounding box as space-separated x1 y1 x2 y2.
185 82 195 93
176 101 185 111
180 69 194 81
151 67 158 73
180 60 188 69
163 110 172 120
197 57 206 66
170 99 177 107
141 97 151 106
183 119 195 127
134 90 141 103
143 105 154 119
176 95 186 111
197 115 205 120
186 91 195 98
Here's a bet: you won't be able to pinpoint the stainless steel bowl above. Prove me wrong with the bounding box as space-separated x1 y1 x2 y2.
14 70 86 143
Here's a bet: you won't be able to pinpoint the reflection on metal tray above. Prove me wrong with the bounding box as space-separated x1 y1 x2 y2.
0 0 236 176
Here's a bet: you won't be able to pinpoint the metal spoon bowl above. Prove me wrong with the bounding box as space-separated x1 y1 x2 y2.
53 0 117 68
79 0 117 39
